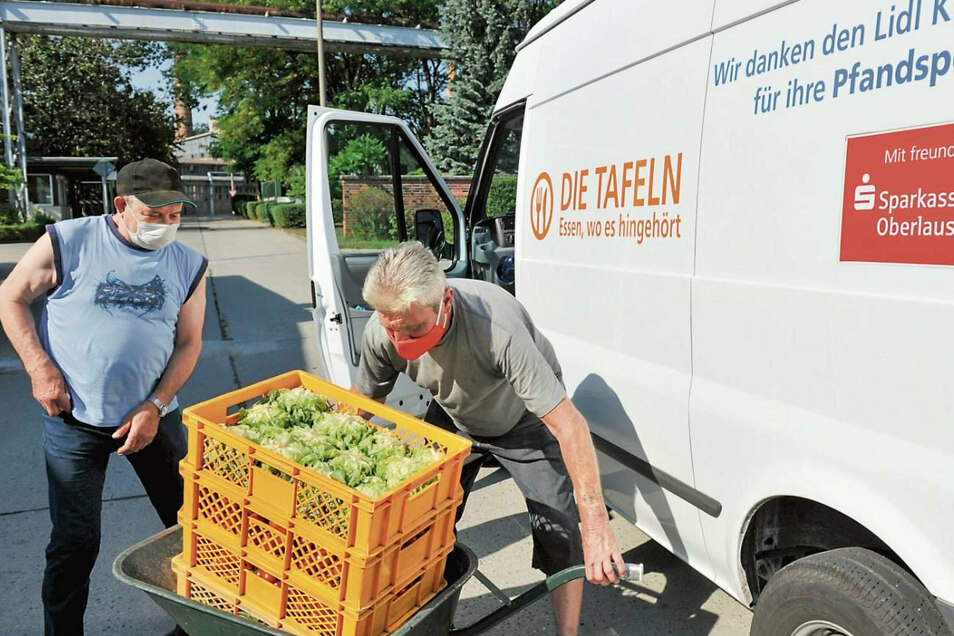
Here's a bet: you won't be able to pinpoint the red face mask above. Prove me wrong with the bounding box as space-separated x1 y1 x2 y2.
390 298 449 361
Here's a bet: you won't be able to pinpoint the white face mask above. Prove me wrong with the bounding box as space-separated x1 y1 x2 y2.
119 212 179 250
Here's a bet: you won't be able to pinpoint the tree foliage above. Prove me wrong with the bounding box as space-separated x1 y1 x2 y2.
428 0 562 173
170 0 561 186
0 146 22 191
19 36 176 164
171 0 444 187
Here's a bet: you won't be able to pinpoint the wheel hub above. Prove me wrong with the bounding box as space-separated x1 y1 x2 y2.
790 620 855 636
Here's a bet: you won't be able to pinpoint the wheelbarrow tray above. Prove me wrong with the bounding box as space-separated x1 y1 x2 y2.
113 526 477 636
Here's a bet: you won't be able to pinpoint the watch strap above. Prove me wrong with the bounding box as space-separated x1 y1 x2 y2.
148 395 168 417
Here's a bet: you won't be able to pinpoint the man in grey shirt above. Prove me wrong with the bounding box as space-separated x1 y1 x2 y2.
354 242 624 636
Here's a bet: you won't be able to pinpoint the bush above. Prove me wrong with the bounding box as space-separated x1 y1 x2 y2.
232 194 255 216
486 176 517 218
347 187 393 240
0 222 43 243
287 164 306 201
34 211 57 225
0 211 54 243
247 201 265 221
271 203 306 228
258 201 269 222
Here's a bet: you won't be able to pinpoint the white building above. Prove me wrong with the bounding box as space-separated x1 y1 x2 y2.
175 122 257 216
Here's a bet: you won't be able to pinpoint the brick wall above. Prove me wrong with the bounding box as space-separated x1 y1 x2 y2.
341 175 471 236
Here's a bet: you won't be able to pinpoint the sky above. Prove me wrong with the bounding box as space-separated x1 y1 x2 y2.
127 57 218 129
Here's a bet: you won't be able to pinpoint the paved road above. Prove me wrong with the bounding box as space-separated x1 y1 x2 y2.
0 216 753 635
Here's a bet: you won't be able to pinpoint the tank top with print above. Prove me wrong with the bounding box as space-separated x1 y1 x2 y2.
39 216 207 426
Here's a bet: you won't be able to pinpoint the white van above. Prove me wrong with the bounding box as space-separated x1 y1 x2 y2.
306 1 954 633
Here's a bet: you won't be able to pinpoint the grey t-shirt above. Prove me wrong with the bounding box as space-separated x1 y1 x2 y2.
357 279 566 437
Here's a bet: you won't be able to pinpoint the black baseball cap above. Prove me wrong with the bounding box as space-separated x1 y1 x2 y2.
116 158 196 208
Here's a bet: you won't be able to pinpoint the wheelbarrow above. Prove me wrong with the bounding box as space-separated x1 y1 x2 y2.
113 526 643 636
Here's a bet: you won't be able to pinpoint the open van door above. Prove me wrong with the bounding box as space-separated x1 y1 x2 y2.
305 106 467 415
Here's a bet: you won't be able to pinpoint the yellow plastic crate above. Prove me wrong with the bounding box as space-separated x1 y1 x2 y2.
179 465 459 610
280 556 447 636
174 535 449 636
182 370 470 557
284 500 456 609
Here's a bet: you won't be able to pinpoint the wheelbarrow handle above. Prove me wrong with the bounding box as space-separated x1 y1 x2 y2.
545 562 644 590
449 562 643 636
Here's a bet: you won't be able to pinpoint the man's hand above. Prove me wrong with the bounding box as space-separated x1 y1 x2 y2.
113 401 161 456
580 513 626 585
542 397 627 585
30 362 71 416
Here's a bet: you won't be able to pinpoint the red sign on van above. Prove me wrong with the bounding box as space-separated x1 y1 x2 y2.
840 122 954 266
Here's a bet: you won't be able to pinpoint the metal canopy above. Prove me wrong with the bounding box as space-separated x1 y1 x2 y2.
0 1 445 56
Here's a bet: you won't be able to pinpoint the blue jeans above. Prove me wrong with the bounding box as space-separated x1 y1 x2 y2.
41 411 187 636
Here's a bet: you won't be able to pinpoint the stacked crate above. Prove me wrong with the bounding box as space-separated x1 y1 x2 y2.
173 370 471 636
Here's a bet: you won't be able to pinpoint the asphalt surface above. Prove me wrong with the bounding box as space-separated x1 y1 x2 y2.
0 215 753 635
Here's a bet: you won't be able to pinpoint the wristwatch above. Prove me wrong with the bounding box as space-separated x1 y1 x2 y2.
148 395 168 418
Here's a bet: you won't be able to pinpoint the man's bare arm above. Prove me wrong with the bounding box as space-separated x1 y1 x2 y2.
0 233 71 415
542 397 625 585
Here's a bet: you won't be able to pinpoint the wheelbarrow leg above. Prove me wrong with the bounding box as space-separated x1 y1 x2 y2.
472 569 512 606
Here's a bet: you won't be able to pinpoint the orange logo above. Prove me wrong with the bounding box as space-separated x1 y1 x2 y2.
530 172 554 240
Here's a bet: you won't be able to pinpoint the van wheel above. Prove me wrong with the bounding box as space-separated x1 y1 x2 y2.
750 547 952 636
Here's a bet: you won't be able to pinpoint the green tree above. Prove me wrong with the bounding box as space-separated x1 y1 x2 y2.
0 149 22 190
328 134 388 185
0 139 23 221
428 0 562 173
171 0 444 189
19 36 175 164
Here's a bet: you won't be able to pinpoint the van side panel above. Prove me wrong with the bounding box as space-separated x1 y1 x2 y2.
517 6 715 571
495 40 540 110
711 0 794 30
695 0 954 601
528 0 715 107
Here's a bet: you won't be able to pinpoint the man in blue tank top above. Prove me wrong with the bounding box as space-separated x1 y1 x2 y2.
0 159 207 636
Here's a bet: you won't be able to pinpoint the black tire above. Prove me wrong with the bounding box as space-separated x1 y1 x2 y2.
751 547 952 636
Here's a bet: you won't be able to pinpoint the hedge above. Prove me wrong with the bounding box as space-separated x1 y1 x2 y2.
0 211 57 244
247 201 267 222
235 199 305 230
270 203 306 228
231 194 255 216
485 176 517 218
0 220 45 243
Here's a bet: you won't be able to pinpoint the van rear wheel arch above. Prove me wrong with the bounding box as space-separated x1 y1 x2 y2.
741 496 898 603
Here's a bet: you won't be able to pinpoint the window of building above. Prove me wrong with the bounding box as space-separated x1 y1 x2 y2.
28 174 54 205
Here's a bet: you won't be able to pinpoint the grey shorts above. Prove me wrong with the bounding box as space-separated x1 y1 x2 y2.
426 404 584 575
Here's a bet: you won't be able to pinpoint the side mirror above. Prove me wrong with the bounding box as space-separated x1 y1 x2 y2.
415 209 447 258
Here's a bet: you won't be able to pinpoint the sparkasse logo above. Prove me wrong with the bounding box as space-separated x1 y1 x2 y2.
854 173 876 210
530 172 554 240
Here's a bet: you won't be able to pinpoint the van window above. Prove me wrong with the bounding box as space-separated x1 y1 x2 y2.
486 123 521 218
326 121 458 268
467 105 524 294
326 122 399 249
470 113 523 222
